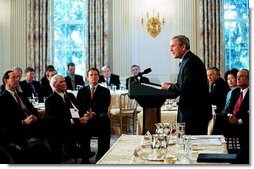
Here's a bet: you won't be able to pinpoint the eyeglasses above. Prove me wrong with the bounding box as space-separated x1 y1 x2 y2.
8 76 20 80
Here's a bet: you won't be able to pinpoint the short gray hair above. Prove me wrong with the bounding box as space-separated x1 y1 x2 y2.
50 74 63 88
12 67 23 74
101 65 111 71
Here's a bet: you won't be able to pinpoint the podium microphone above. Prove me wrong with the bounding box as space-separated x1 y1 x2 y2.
138 68 152 76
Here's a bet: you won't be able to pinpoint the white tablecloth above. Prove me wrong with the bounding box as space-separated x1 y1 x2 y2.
97 134 228 164
136 109 177 135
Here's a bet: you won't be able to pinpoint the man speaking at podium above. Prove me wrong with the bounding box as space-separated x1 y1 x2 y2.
161 35 212 135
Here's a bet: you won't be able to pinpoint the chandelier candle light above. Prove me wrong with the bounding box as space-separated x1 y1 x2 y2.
141 8 165 38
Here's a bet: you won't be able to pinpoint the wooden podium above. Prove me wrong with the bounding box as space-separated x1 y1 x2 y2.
128 82 176 134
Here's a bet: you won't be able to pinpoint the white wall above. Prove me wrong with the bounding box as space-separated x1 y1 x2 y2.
112 0 199 85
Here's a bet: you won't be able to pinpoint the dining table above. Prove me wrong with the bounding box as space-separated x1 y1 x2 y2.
96 134 228 164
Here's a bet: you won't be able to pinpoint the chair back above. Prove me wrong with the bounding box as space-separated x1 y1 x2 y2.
119 93 137 112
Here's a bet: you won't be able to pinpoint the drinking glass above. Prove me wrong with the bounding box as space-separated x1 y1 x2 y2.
183 135 192 160
150 134 161 159
158 134 168 156
163 123 172 135
176 122 185 146
33 96 39 105
111 85 116 92
43 97 48 103
155 123 164 134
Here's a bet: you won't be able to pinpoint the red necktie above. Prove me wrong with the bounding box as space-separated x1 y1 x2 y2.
233 91 243 115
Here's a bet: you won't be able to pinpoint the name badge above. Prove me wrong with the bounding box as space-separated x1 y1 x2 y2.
70 108 80 118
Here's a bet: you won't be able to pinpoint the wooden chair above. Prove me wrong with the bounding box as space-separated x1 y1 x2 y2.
110 93 138 135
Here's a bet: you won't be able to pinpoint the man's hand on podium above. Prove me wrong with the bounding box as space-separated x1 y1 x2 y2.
161 82 171 90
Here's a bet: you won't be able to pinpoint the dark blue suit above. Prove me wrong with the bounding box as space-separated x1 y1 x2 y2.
65 74 85 90
224 88 249 148
99 74 120 89
0 90 39 145
168 51 212 135
77 85 111 161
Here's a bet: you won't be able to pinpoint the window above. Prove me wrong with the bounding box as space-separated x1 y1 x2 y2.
224 0 249 70
53 0 87 77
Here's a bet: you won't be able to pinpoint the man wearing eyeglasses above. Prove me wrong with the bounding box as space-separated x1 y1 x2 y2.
0 67 23 95
0 70 50 163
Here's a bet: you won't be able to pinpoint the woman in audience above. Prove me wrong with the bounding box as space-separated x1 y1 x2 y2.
222 68 239 113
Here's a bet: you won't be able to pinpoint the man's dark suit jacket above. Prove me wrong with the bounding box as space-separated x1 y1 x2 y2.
40 75 48 87
77 85 111 117
168 51 212 135
225 88 249 147
65 74 85 90
0 84 5 95
99 74 120 89
125 76 150 89
209 78 230 114
45 92 78 139
39 85 53 102
20 80 41 98
0 90 38 145
76 84 111 161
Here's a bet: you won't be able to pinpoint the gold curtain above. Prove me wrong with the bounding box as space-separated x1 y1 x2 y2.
87 0 109 70
200 0 225 74
26 0 52 80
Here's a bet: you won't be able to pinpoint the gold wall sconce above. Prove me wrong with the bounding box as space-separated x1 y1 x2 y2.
141 8 165 38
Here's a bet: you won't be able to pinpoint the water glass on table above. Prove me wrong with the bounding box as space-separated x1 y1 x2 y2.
176 122 185 145
183 135 192 159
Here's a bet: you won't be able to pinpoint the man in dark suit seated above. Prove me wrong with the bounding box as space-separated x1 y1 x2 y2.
40 65 55 88
77 68 111 162
223 69 249 155
65 62 85 91
45 74 91 163
39 68 57 102
0 70 51 163
99 65 120 89
207 67 230 114
125 64 150 89
207 67 230 135
20 67 42 99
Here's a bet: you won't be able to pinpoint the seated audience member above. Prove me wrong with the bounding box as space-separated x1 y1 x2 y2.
41 65 55 87
0 70 51 163
224 69 249 150
125 65 150 89
65 62 85 90
222 68 239 113
99 65 120 89
77 68 111 162
45 74 91 163
0 67 23 94
207 67 230 114
40 69 57 102
20 67 41 98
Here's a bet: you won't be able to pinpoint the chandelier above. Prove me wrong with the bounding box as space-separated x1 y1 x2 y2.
141 8 165 38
